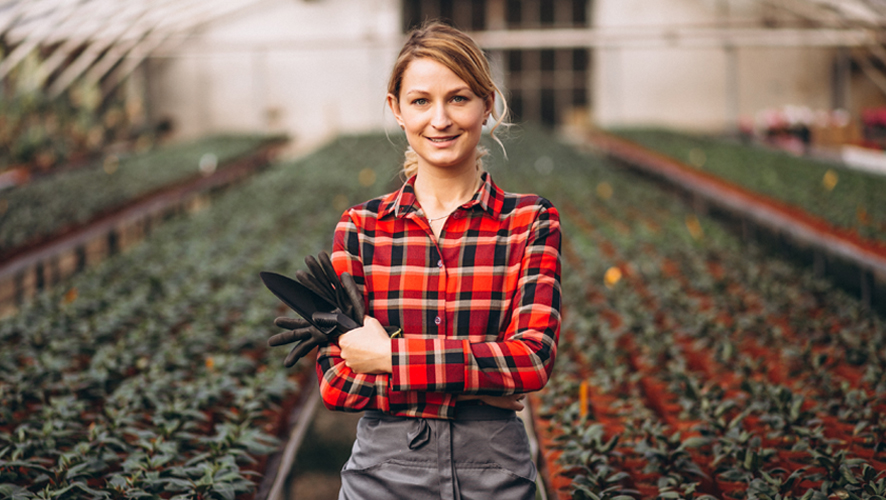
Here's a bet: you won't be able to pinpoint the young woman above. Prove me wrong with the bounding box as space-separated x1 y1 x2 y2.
281 22 561 499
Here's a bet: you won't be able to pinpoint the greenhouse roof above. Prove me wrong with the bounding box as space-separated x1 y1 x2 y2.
0 0 266 95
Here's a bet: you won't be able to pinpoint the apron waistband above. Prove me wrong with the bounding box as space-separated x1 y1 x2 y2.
363 404 516 422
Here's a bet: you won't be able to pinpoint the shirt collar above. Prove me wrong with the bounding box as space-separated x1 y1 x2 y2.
381 171 503 220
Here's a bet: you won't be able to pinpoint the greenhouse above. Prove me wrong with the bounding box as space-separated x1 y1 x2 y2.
2 1 886 499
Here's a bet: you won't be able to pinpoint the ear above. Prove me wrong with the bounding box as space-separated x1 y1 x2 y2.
484 93 495 121
387 94 404 129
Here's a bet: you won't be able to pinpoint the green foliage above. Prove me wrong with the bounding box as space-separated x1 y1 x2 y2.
0 133 401 497
0 134 282 254
610 127 886 243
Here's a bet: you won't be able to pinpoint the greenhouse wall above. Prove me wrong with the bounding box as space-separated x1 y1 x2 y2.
147 0 402 151
592 0 838 133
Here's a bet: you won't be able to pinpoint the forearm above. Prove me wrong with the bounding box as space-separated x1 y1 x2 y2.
390 333 557 396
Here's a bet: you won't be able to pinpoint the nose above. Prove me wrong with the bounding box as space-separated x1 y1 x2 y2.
430 102 452 130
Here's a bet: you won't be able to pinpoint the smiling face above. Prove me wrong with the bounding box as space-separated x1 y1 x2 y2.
388 58 493 175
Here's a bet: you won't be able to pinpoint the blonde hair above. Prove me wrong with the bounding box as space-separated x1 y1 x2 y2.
387 21 509 179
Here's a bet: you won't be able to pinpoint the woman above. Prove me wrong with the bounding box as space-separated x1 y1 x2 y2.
280 22 561 499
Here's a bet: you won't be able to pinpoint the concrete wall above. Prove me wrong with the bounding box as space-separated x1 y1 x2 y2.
147 0 402 152
592 0 838 133
146 0 878 143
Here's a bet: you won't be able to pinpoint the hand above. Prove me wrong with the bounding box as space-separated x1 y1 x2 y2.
269 317 330 367
459 394 526 411
338 317 393 374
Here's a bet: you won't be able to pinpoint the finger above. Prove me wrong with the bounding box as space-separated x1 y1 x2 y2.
340 272 364 325
274 316 311 329
284 340 320 367
268 329 311 346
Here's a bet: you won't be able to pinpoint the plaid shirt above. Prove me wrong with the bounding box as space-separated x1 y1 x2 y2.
317 172 561 419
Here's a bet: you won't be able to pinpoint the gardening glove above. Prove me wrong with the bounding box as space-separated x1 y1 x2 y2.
269 315 402 368
270 316 331 368
312 311 401 337
298 252 364 326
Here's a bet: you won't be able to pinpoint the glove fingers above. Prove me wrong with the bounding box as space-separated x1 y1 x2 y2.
274 316 311 329
295 269 337 305
305 255 335 297
268 328 312 346
319 251 348 308
284 339 320 367
340 272 364 325
319 251 342 289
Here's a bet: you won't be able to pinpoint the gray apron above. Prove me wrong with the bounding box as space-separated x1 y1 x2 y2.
338 404 537 500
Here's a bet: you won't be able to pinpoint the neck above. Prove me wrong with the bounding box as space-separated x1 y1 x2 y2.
413 160 481 218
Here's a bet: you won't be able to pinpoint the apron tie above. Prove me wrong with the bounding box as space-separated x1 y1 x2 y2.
407 418 431 450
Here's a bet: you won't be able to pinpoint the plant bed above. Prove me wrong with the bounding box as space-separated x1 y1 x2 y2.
582 128 886 316
0 135 288 317
488 126 886 498
0 134 287 260
607 128 886 247
0 134 400 498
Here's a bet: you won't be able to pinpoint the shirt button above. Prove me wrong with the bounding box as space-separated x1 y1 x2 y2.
434 316 442 325
437 259 443 268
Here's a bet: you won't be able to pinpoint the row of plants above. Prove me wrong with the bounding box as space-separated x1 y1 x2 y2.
0 133 284 257
0 133 403 498
608 127 886 245
479 127 886 498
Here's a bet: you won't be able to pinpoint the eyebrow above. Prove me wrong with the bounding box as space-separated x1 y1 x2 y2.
404 86 472 96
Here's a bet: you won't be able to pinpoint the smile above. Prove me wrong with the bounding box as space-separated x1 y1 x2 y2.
427 135 460 143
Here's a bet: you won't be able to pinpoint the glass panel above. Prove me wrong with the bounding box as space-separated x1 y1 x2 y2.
509 89 523 122
541 88 556 125
506 0 521 27
540 0 555 25
541 49 555 72
471 0 487 31
573 0 588 26
403 0 421 32
572 49 588 71
508 50 522 73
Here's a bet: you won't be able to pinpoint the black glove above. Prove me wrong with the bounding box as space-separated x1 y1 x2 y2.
269 314 401 368
268 252 401 368
269 317 330 368
297 251 364 325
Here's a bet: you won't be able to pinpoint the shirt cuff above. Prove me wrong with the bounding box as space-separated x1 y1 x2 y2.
390 337 468 393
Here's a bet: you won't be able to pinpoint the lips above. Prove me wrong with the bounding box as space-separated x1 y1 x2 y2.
427 134 460 143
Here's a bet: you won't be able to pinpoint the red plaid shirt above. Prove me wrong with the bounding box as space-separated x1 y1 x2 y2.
316 172 561 419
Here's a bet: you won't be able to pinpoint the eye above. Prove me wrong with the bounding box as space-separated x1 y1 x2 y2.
451 95 468 103
412 98 428 106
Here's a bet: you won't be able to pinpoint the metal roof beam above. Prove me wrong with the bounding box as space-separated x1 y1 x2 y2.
32 0 144 86
47 0 210 96
97 0 268 98
0 0 80 81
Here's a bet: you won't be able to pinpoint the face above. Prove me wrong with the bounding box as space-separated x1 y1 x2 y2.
388 58 493 174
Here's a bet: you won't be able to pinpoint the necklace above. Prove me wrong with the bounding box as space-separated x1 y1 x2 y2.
426 211 453 222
